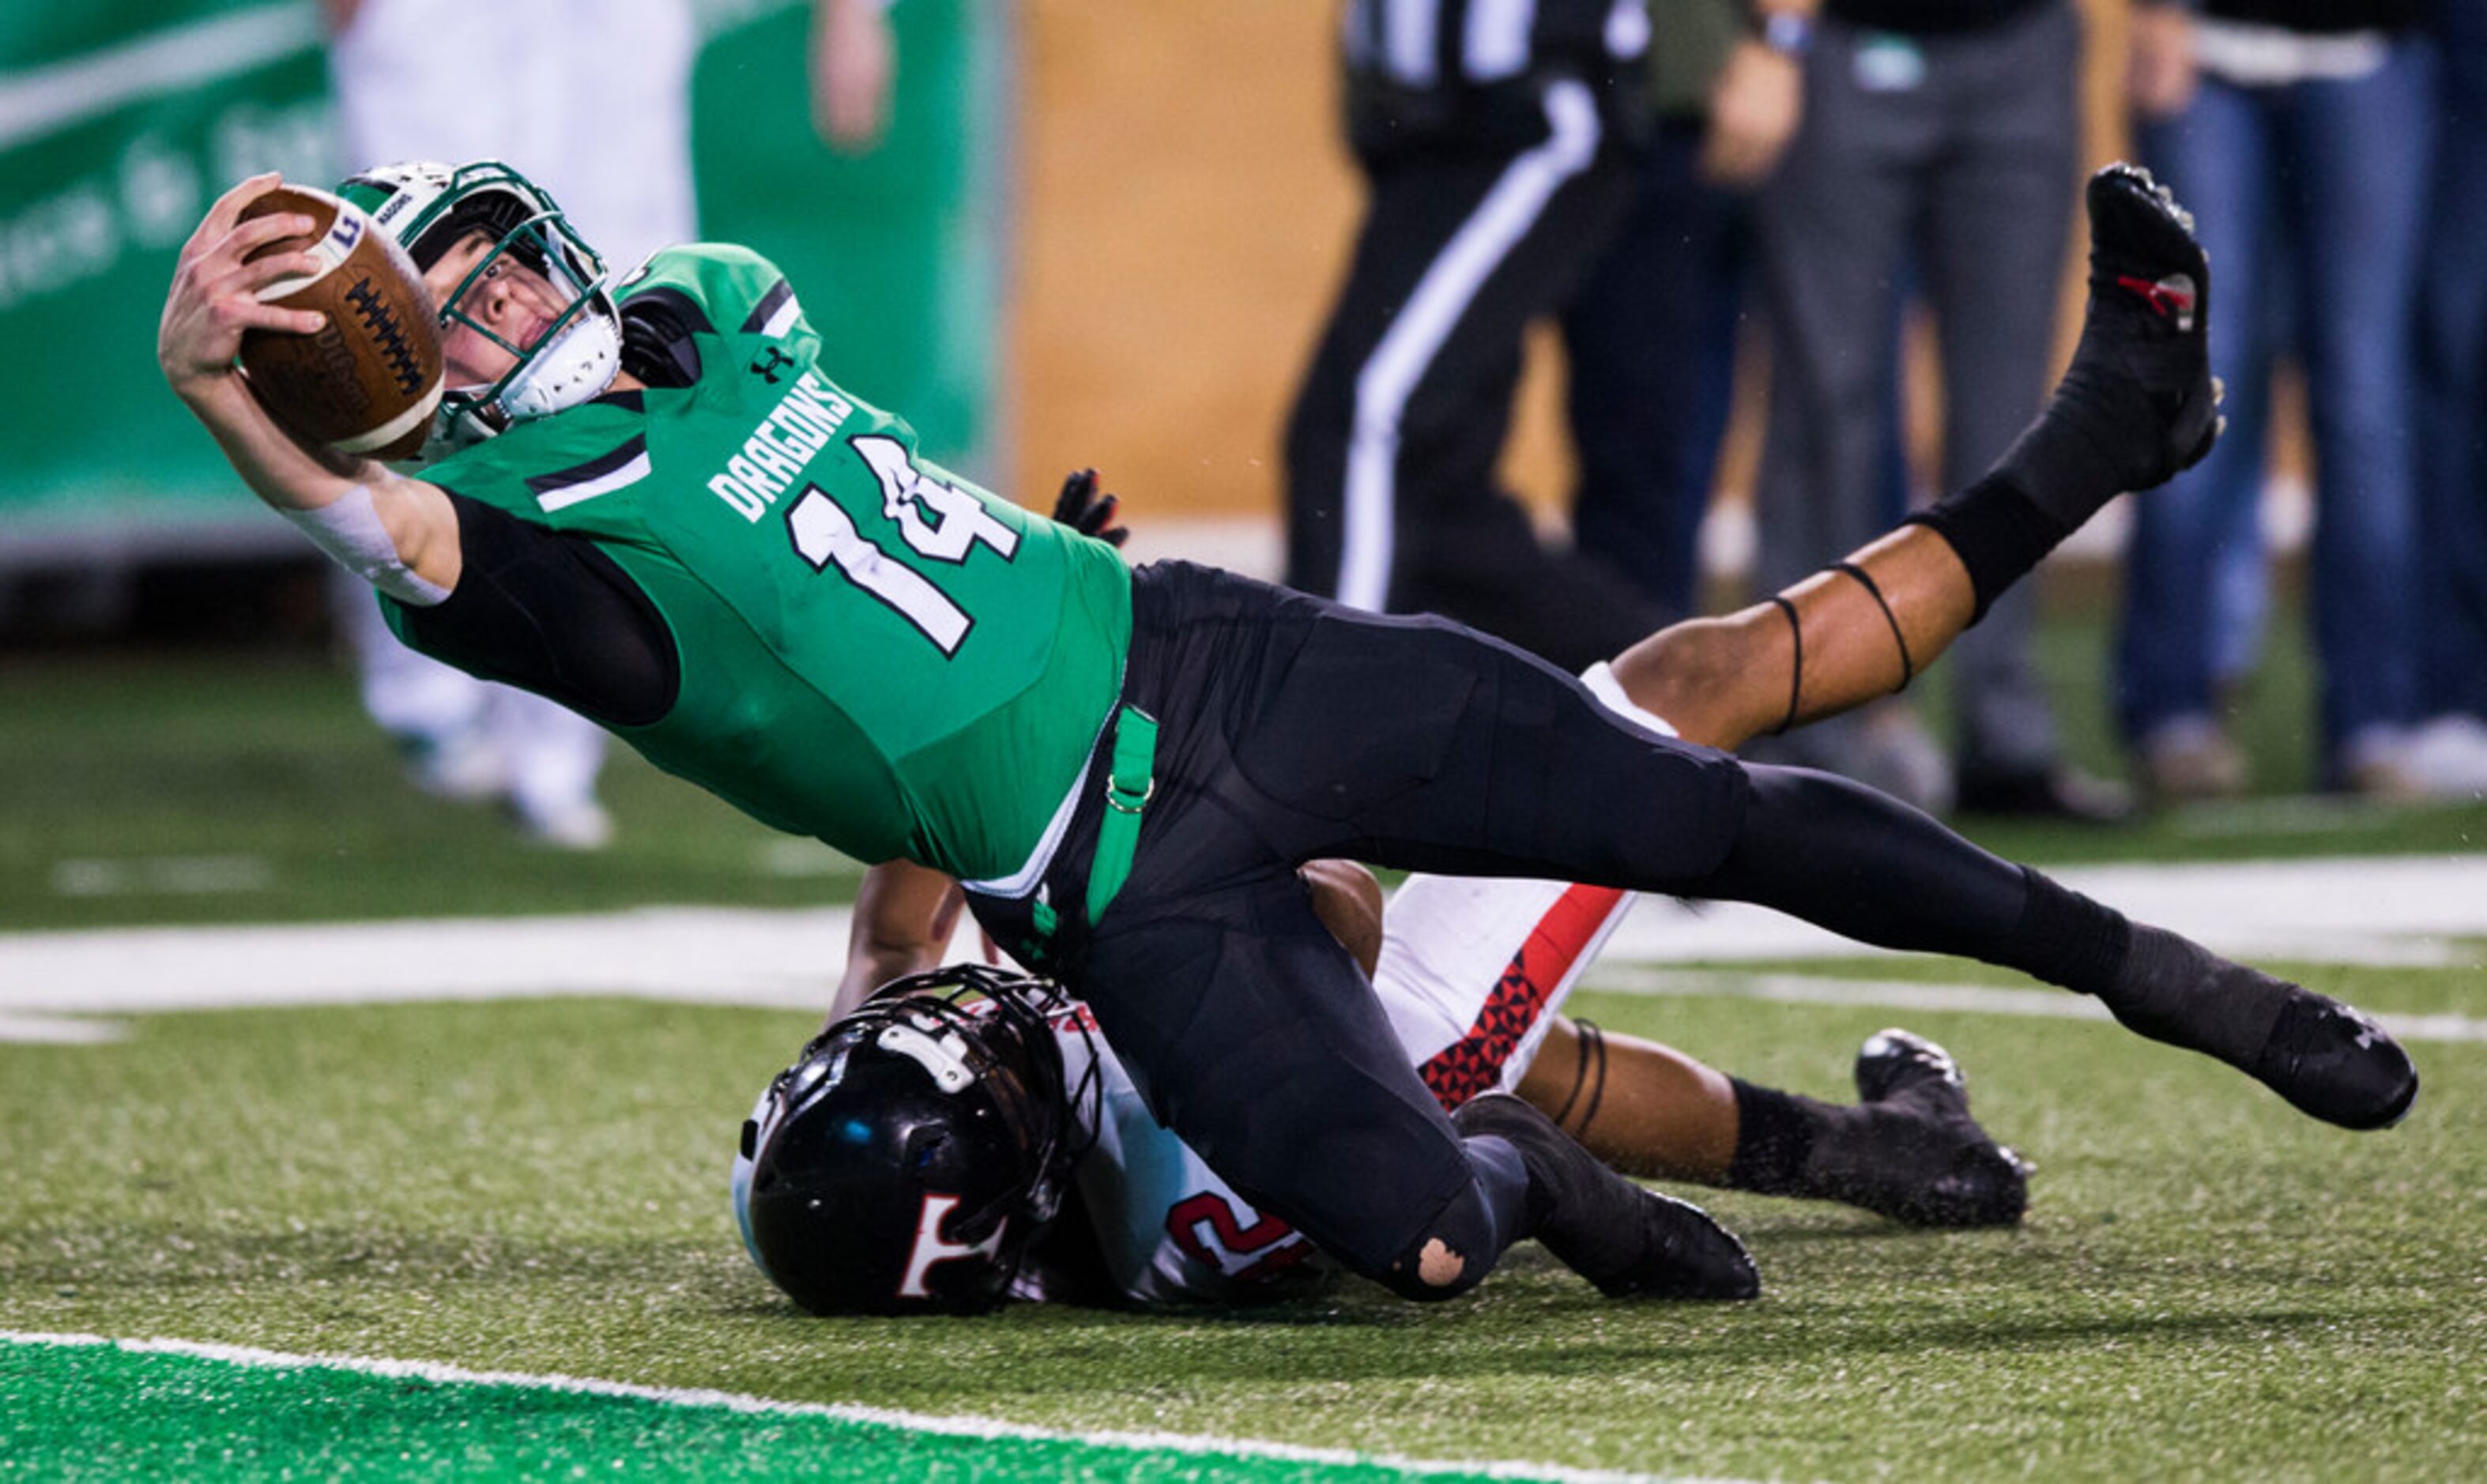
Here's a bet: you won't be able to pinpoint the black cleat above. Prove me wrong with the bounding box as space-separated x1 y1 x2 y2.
2108 927 2420 1131
1820 1029 2033 1229
2065 163 2225 492
1995 164 2227 536
2251 992 2419 1131
1855 1026 1967 1105
1453 1092 1760 1301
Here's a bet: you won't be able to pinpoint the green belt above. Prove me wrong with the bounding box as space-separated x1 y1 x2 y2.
1086 704 1159 925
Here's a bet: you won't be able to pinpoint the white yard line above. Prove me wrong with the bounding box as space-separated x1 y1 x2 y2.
0 857 2480 1043
51 856 274 898
1587 968 2487 1044
0 1013 126 1045
1599 853 2487 972
0 1330 1720 1484
0 905 854 1015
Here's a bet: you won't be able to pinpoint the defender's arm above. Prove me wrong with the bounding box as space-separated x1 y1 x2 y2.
835 861 971 1022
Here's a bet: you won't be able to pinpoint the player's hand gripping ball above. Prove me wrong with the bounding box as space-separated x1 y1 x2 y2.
235 185 443 462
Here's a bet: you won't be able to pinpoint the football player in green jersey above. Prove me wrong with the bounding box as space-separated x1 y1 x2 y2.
161 159 2417 1307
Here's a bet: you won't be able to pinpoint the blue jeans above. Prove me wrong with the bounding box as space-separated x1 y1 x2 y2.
2116 37 2436 766
2419 1 2487 718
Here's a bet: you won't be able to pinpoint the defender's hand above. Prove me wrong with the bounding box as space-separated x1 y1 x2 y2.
1053 467 1129 548
158 173 327 402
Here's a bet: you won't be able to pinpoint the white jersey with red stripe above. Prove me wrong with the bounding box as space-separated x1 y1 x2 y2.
1030 663 1667 1306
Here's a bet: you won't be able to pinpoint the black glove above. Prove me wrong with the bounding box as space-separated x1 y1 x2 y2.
1051 468 1128 548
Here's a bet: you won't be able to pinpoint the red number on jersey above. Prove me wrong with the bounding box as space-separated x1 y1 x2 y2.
1166 1192 1312 1284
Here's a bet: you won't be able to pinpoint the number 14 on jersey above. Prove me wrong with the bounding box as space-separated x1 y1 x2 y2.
786 435 1020 654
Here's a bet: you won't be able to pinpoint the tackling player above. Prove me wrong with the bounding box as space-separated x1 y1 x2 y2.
160 157 2415 1313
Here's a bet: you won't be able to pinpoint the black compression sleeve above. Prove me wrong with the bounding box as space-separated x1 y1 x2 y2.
1691 764 2031 962
393 493 679 728
1680 764 2136 996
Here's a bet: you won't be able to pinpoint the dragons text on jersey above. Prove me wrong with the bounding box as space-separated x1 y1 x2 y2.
705 371 854 521
382 243 1134 881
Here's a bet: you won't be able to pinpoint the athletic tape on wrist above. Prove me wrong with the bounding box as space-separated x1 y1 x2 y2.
278 484 450 607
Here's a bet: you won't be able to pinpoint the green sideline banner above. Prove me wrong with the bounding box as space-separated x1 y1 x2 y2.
0 0 1001 566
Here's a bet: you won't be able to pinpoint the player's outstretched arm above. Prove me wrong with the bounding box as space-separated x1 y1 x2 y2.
835 861 973 1023
1615 164 2219 754
159 173 461 598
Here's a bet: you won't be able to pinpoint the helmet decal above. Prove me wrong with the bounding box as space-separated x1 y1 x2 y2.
897 1194 1009 1298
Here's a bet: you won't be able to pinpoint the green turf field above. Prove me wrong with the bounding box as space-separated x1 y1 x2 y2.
3 638 2485 1480
3 983 2480 1479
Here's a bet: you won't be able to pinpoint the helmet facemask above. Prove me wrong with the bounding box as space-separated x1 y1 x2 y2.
337 160 622 457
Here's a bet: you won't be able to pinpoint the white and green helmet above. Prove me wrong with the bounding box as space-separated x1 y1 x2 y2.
337 160 622 455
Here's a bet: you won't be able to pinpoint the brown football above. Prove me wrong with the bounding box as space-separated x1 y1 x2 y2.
236 185 444 462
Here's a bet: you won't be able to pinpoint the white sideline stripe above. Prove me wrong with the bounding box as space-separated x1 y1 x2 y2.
0 1014 124 1045
0 1331 1723 1484
1596 854 2487 972
2 857 2482 1034
0 6 322 152
1587 969 2487 1044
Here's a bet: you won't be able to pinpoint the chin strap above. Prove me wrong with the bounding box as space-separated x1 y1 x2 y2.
499 307 622 422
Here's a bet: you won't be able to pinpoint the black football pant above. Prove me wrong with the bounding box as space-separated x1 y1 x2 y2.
970 563 2052 1297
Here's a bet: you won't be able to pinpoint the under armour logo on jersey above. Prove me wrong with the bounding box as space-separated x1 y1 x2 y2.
898 1193 1007 1298
2116 273 2198 333
750 346 795 384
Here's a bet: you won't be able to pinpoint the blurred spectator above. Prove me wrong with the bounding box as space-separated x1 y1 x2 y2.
2409 0 2487 793
321 0 704 848
812 0 899 153
1749 0 2118 819
2117 0 2461 800
1283 0 1667 672
1558 0 1815 621
319 0 891 847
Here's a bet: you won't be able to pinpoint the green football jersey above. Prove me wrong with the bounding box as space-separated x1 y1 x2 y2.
388 243 1132 880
